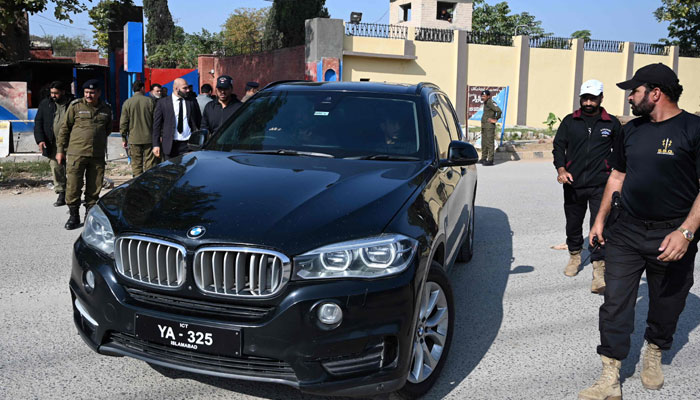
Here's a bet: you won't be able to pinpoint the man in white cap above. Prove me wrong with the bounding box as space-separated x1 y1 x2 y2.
552 79 622 293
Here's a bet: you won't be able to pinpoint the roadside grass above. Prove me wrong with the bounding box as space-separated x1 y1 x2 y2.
0 161 51 182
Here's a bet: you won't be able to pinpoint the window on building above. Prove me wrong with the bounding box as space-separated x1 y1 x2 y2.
436 2 455 23
401 3 412 22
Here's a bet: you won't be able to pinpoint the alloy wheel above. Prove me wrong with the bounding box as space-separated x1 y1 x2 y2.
407 281 449 383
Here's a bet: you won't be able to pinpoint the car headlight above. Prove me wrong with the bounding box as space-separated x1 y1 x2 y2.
81 205 115 256
293 234 418 280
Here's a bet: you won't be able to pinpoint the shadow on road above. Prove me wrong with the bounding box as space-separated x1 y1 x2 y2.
425 205 524 399
620 278 700 382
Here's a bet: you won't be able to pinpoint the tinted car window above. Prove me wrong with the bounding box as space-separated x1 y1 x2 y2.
430 93 452 159
207 91 426 159
439 94 463 141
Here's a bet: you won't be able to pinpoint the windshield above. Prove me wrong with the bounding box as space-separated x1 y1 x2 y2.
205 91 426 159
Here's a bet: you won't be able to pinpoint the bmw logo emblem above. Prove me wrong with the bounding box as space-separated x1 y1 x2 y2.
188 226 206 238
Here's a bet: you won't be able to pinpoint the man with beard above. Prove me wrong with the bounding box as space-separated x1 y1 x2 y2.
202 75 241 136
152 78 201 160
553 79 621 293
34 81 73 207
148 83 162 99
579 63 700 399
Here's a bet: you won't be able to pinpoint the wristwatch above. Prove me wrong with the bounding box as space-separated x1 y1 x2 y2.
677 227 694 242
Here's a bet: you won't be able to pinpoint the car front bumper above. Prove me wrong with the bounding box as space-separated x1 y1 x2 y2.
69 237 422 397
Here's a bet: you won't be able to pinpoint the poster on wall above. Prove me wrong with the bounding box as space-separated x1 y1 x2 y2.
467 85 507 123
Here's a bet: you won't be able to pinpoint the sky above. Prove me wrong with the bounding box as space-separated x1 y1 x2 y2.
29 0 670 45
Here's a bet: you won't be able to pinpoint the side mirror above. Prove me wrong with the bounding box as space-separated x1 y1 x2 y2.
439 140 479 167
188 129 208 150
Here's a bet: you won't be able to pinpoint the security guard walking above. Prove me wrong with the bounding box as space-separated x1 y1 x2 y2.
202 75 242 135
120 80 156 176
56 79 112 230
480 90 502 166
579 64 700 399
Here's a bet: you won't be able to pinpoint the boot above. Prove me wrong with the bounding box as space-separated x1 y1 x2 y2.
564 250 582 276
591 261 606 294
53 192 66 207
578 355 622 400
641 342 664 390
65 205 81 230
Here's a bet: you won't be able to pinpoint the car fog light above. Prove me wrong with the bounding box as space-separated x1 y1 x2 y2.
318 302 343 325
85 270 95 292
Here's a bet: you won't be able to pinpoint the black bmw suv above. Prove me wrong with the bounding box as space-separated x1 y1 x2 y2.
70 81 478 398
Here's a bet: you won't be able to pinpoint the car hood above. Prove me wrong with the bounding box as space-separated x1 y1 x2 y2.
101 151 431 256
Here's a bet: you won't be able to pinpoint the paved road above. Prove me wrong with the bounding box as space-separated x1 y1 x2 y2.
1 160 698 399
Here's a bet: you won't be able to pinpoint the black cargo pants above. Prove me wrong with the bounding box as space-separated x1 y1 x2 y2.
563 184 605 261
597 212 697 360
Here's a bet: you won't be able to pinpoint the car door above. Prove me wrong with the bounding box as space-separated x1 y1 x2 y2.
439 94 476 261
428 93 461 264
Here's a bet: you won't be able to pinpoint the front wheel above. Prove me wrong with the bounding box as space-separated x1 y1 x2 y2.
398 262 454 399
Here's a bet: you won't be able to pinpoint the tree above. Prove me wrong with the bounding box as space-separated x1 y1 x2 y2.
0 0 88 31
471 0 548 36
143 0 175 56
268 0 329 47
654 0 700 56
223 8 269 49
88 0 141 54
571 29 591 43
1 0 88 61
147 28 226 68
31 33 92 57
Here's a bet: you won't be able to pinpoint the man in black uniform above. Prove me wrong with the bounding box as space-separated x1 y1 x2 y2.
579 63 700 399
553 79 621 293
202 75 242 136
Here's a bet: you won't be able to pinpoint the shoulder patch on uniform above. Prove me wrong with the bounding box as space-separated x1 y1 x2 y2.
70 99 82 105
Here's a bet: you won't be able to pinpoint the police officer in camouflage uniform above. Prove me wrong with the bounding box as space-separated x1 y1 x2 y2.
120 80 156 176
480 90 502 166
56 79 112 230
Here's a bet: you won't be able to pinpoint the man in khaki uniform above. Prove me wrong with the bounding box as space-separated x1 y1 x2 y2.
480 90 502 166
120 81 156 176
56 79 112 230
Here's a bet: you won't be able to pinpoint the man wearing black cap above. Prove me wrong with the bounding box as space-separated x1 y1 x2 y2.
241 81 259 103
480 90 501 166
202 75 241 135
56 79 112 230
579 63 700 400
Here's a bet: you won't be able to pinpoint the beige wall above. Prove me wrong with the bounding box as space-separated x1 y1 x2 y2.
342 30 700 128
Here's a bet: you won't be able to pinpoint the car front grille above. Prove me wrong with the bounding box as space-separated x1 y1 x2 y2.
125 287 275 322
106 332 297 381
193 247 291 298
114 236 186 288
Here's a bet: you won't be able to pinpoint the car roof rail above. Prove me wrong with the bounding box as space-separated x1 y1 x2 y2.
261 80 309 91
415 82 439 95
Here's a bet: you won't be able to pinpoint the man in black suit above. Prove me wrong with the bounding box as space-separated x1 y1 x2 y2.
152 78 201 160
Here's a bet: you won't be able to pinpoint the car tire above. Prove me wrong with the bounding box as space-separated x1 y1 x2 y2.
398 261 454 399
456 199 475 263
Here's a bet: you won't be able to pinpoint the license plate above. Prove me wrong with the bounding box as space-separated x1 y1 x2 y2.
135 314 242 357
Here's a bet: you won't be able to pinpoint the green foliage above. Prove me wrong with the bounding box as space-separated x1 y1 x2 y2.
147 28 226 68
654 0 700 56
30 33 91 56
471 0 549 36
223 7 269 48
571 29 591 42
87 0 138 54
269 0 329 47
543 112 561 131
0 0 88 31
143 0 175 56
0 161 51 182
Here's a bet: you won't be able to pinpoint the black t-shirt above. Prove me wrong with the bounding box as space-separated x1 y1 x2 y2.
202 96 242 134
581 114 599 132
610 111 700 220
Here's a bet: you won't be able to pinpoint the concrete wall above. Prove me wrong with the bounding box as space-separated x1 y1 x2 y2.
198 45 305 99
341 28 700 128
390 0 473 31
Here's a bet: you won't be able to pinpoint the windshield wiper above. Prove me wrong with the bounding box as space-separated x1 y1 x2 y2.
347 154 421 161
238 149 334 158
